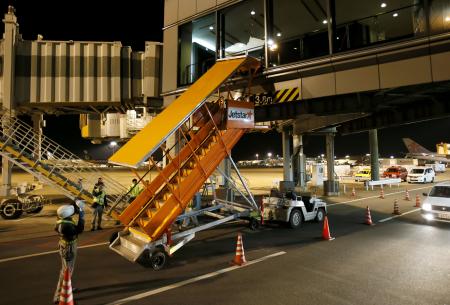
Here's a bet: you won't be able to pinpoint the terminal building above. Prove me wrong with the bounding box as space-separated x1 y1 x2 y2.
161 0 450 194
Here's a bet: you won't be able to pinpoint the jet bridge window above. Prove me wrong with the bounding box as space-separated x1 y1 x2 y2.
178 13 216 86
334 0 426 52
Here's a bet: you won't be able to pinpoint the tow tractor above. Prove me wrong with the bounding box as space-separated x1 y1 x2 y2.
261 189 327 228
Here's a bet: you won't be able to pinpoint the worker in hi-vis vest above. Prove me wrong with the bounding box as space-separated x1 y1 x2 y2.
91 184 106 231
53 200 85 303
128 178 143 203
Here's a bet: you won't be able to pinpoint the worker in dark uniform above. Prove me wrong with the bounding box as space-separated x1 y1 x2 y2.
53 200 85 304
91 185 106 230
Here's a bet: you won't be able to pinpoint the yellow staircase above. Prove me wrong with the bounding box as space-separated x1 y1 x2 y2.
108 57 259 262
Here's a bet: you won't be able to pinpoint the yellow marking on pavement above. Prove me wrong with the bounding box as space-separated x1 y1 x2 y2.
106 251 287 305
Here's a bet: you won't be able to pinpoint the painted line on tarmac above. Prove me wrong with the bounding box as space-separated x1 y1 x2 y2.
378 208 421 223
327 184 434 207
106 251 287 305
0 241 108 264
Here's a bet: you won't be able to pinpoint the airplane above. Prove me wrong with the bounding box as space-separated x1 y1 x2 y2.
402 138 450 163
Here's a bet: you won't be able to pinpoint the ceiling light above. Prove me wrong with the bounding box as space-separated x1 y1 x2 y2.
276 32 281 37
380 3 387 8
445 16 450 22
393 13 398 17
336 36 340 40
267 39 274 46
250 10 255 15
269 44 278 51
209 26 214 30
322 19 328 24
293 47 298 50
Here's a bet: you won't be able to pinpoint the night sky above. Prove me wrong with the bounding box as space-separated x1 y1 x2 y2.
2 1 449 161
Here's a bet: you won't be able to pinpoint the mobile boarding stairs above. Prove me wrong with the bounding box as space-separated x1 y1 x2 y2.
107 57 261 269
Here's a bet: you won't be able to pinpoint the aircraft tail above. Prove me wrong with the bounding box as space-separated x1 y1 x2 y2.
402 138 432 154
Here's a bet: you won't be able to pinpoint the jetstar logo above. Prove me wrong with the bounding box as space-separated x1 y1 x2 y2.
228 108 254 121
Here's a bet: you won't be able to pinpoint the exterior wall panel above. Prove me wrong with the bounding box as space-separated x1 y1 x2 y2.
197 0 216 12
336 65 380 95
178 0 197 21
379 56 432 89
431 51 450 82
301 73 336 99
164 0 179 27
162 26 178 93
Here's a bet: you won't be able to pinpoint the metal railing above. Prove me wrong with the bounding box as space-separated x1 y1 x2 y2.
0 109 131 206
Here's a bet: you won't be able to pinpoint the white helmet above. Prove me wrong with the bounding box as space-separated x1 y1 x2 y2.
57 205 75 219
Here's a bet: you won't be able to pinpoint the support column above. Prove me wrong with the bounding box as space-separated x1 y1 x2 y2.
293 133 306 189
369 129 379 181
1 6 18 196
32 114 43 160
324 133 339 196
282 129 292 181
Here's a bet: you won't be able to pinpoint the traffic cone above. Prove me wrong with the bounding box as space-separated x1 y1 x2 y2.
351 187 356 197
404 189 410 201
379 188 385 199
393 199 400 215
230 233 247 266
58 267 74 305
415 194 421 207
365 206 374 225
322 216 335 241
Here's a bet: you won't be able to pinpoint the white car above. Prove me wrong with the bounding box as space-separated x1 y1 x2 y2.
407 167 435 183
421 182 450 222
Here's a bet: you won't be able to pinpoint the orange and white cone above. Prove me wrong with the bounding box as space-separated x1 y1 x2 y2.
351 187 356 197
231 233 247 266
415 194 421 207
322 216 335 241
365 206 374 225
379 188 385 199
58 267 74 305
393 199 400 215
404 189 410 201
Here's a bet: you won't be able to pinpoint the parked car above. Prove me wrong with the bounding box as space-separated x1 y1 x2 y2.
354 169 371 182
421 182 450 222
382 166 408 181
407 167 435 183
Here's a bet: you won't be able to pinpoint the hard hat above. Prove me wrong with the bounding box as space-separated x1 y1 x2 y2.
57 205 75 219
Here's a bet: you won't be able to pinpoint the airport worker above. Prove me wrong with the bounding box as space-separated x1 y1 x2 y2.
94 177 104 188
128 178 143 203
91 184 106 230
53 199 85 304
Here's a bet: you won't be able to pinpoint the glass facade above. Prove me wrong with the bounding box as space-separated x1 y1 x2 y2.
269 0 329 66
176 0 450 87
220 0 265 59
178 13 216 86
334 0 426 52
429 0 450 34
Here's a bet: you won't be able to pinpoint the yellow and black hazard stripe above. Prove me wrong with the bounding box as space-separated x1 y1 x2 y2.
274 87 300 103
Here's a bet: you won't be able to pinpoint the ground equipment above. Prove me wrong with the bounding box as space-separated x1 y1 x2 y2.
0 194 46 219
107 57 261 269
261 189 327 229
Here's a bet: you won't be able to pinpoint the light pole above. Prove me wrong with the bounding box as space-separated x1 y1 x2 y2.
267 152 272 158
255 153 259 160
